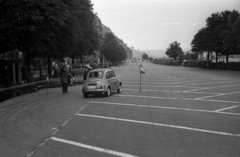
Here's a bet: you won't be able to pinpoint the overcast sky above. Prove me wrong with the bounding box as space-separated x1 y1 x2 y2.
91 0 240 51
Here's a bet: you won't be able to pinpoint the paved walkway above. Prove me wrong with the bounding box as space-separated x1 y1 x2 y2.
0 74 84 102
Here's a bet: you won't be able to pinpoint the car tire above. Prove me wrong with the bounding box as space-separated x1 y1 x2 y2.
83 93 88 97
105 87 111 97
117 84 122 93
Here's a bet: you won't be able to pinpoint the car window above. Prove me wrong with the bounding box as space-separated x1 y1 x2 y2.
106 71 110 79
111 71 116 77
108 71 113 78
89 71 103 78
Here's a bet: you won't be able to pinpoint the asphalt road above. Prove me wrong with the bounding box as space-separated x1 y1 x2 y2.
1 62 240 157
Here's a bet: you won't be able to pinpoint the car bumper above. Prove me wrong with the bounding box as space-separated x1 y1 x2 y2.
82 88 106 94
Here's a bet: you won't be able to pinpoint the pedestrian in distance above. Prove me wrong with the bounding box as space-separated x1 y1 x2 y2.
60 62 69 93
53 62 59 78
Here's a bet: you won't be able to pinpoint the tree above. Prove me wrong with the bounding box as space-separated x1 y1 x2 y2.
165 41 183 60
142 53 148 60
232 17 240 52
100 32 127 64
223 17 240 55
59 0 100 58
0 0 100 61
209 10 240 63
191 10 240 63
191 27 214 62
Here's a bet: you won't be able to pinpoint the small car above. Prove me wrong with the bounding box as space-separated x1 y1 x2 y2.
82 68 122 97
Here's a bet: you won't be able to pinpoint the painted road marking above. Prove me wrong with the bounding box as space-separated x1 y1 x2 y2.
118 65 131 77
116 94 240 104
195 91 240 100
214 106 239 112
183 84 240 92
51 137 138 157
124 78 230 84
189 80 240 85
90 101 240 116
123 84 199 89
26 100 93 157
123 88 221 95
77 114 240 138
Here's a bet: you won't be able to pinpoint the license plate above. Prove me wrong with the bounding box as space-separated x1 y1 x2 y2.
88 86 96 89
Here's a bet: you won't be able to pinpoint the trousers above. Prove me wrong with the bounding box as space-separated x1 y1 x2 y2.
62 83 68 93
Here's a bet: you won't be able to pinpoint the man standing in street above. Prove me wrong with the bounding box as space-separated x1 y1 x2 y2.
60 62 69 93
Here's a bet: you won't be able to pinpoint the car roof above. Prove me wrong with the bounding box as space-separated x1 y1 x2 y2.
90 68 112 72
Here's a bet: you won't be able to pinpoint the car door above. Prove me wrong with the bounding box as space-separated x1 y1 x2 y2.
106 71 115 91
111 71 119 91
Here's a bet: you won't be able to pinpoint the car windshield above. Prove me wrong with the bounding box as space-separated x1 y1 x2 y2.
89 71 103 78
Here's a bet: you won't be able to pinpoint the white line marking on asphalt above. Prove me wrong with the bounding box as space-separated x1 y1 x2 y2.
116 94 240 104
214 106 239 112
25 100 92 157
183 84 240 92
124 78 230 84
124 84 199 89
123 88 221 95
195 91 240 100
90 101 240 116
189 80 240 85
194 94 224 100
51 137 138 157
219 84 240 88
118 65 130 77
183 88 212 92
77 114 240 138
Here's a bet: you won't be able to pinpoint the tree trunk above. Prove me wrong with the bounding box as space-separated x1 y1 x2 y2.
39 57 42 78
47 55 51 77
226 52 229 63
215 52 218 63
80 54 84 67
25 53 31 68
207 51 210 68
72 56 75 66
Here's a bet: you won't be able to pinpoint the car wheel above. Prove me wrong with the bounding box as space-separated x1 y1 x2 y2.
83 93 88 97
117 84 122 93
105 87 111 97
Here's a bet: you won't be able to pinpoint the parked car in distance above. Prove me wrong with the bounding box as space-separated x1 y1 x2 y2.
82 68 122 97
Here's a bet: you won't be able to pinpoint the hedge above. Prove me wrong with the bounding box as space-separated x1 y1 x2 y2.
182 60 240 71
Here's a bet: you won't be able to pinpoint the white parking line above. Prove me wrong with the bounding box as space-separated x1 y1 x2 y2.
124 84 199 89
77 114 240 138
124 78 230 84
26 100 93 157
116 94 240 104
195 91 240 100
118 65 130 77
189 80 240 85
51 137 138 157
183 84 240 92
123 88 221 95
90 101 240 116
214 106 239 112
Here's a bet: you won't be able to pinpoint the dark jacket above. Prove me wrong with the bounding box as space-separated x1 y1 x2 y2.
60 65 69 84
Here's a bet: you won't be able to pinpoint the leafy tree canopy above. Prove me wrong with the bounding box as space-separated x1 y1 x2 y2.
191 10 240 62
100 32 127 64
0 0 100 60
142 53 148 60
165 41 183 60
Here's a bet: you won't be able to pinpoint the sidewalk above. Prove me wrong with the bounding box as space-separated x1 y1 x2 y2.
0 75 84 103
